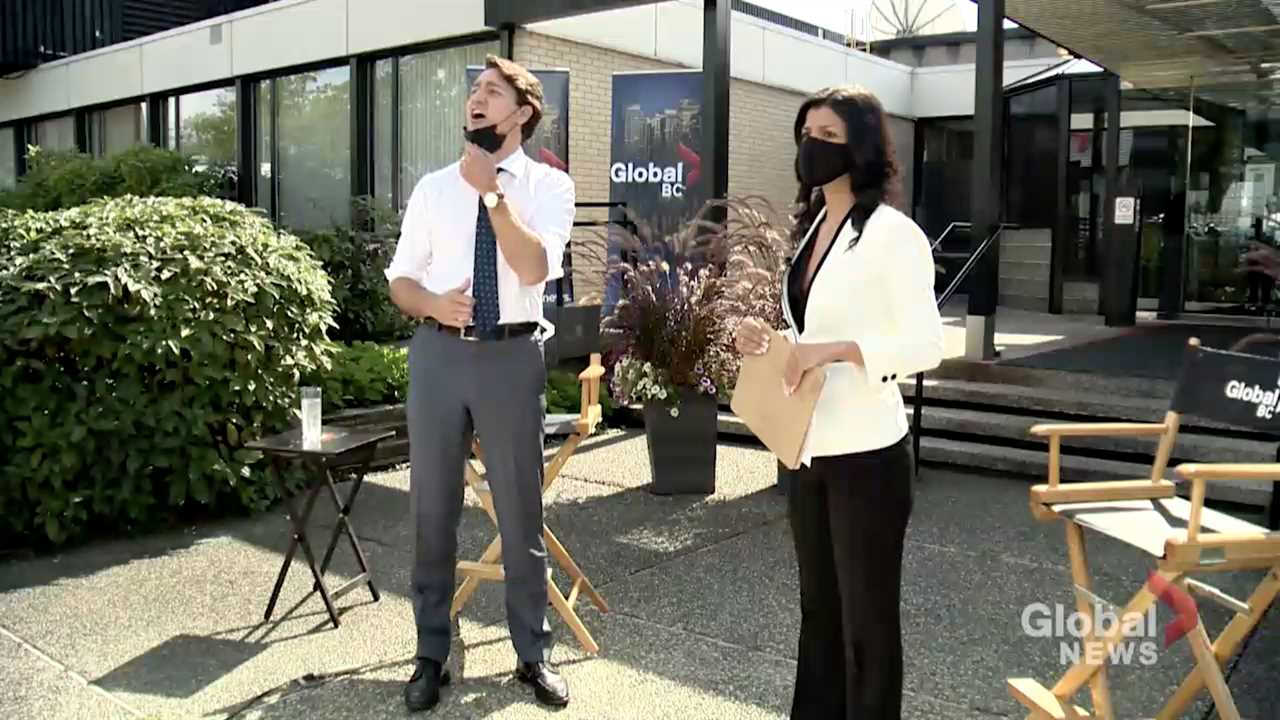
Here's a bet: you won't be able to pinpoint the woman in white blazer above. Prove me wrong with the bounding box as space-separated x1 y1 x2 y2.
736 85 944 719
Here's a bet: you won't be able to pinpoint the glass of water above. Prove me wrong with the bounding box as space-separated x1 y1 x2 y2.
301 386 322 449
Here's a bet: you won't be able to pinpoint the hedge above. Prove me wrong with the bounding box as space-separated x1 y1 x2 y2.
0 145 232 212
0 196 336 546
296 203 414 344
305 340 619 420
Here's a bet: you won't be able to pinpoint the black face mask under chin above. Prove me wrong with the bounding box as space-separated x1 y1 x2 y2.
463 110 518 153
797 136 852 188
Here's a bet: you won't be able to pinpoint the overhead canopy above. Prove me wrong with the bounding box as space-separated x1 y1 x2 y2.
485 0 658 27
1007 0 1280 108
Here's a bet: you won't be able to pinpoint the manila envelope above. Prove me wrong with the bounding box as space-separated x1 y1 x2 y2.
730 329 825 470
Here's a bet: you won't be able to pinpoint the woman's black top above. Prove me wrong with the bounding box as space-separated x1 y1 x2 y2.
786 206 857 335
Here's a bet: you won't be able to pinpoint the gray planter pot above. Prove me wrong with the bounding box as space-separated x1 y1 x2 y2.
642 390 718 495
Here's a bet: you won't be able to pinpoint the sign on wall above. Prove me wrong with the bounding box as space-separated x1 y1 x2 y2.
608 70 706 246
466 65 571 303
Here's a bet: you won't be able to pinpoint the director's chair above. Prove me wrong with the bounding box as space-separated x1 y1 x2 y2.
450 353 611 654
1008 337 1280 720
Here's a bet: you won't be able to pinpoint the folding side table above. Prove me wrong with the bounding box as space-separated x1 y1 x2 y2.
246 426 393 629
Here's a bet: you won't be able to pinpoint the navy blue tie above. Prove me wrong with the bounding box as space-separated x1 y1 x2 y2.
473 190 500 333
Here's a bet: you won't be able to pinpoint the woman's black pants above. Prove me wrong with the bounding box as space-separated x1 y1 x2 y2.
787 434 914 720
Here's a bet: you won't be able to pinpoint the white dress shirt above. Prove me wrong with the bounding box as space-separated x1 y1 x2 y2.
384 146 576 324
782 202 945 465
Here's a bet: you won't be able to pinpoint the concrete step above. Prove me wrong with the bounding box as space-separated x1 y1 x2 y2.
715 412 1271 508
924 359 1176 399
914 436 1269 508
914 405 1276 465
898 376 1258 434
900 376 1168 421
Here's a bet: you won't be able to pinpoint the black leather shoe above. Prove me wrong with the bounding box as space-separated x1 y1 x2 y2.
404 658 452 712
516 662 569 707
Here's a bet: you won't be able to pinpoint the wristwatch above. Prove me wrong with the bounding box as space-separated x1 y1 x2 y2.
483 190 504 209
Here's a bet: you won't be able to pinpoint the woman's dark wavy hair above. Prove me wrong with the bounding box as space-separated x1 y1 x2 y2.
790 85 899 249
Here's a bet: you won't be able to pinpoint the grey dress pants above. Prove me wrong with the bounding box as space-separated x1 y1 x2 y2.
406 324 552 664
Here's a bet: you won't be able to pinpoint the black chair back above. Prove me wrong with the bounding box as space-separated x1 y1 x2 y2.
1170 334 1280 433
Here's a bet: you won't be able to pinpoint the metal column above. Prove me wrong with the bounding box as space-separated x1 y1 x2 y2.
235 77 256 208
1101 73 1130 325
702 0 731 214
966 0 1004 360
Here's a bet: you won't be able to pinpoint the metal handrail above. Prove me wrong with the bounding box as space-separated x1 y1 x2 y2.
931 221 972 251
911 222 1017 476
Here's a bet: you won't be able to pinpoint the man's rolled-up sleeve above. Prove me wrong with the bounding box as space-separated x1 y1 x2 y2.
527 172 575 284
384 182 431 286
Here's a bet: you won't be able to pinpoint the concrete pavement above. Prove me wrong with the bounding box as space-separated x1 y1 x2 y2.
2 430 1277 719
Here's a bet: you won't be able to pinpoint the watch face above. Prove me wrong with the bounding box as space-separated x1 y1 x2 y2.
484 192 498 208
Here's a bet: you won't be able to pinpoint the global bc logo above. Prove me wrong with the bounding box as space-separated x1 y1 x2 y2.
610 161 689 199
1224 377 1280 419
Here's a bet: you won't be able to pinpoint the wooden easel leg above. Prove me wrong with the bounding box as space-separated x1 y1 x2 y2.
451 537 502 617
1066 522 1115 720
1042 571 1173 708
542 435 582 494
547 581 600 654
1155 565 1280 720
544 526 609 613
1185 619 1243 720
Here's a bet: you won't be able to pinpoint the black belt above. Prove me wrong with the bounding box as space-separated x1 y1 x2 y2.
425 320 539 341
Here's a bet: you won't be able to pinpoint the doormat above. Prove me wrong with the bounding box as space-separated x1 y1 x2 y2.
997 324 1273 380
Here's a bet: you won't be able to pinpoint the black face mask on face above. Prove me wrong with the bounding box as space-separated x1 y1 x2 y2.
463 109 519 153
797 136 852 187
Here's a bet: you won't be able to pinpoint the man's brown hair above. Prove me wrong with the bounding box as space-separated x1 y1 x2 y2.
484 55 543 142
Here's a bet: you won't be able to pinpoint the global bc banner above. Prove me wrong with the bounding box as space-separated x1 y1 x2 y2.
607 70 706 245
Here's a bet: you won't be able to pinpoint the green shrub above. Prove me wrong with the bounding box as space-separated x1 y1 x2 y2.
0 145 232 212
296 198 415 344
305 341 408 411
0 196 336 546
306 341 616 423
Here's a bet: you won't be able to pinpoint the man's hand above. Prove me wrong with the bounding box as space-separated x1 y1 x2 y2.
430 278 474 328
460 144 500 194
735 317 772 356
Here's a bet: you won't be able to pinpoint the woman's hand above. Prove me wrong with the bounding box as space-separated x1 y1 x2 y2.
783 343 828 396
735 316 771 356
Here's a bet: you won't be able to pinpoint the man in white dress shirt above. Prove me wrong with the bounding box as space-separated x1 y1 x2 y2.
385 55 575 712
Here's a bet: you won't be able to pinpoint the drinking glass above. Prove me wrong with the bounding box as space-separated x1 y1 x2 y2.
301 386 322 449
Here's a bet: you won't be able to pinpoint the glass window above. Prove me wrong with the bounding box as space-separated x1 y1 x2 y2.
915 117 973 249
257 82 274 219
397 41 499 207
1065 77 1111 279
1005 84 1059 230
275 65 351 231
32 115 77 152
374 58 395 210
174 86 237 172
0 127 16 190
88 102 147 157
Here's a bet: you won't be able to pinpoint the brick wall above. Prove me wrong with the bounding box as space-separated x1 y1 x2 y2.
513 30 915 302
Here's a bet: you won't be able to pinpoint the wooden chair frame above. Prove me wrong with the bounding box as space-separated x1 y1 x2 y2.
449 353 611 654
1009 338 1280 720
